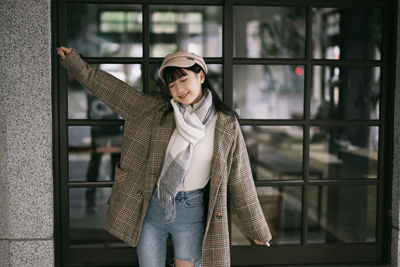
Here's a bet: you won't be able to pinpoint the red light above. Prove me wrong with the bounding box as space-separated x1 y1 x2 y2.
295 67 304 76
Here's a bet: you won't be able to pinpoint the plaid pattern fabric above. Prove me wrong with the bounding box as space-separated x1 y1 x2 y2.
61 49 272 267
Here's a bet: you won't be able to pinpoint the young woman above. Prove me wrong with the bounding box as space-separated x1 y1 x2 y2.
57 47 272 267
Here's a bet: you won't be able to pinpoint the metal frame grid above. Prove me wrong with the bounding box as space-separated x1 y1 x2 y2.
52 0 397 265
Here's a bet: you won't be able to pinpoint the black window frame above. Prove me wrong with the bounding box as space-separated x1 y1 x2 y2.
52 0 397 266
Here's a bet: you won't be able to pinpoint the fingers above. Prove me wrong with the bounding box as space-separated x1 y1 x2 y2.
61 46 72 54
254 240 271 246
56 47 65 60
56 46 72 60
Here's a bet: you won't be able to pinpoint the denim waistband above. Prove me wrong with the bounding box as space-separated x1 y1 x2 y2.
154 187 204 200
175 188 204 200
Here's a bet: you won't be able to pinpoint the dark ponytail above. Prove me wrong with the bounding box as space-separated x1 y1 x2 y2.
159 63 239 119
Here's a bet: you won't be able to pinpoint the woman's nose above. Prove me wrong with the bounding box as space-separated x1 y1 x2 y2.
176 83 185 93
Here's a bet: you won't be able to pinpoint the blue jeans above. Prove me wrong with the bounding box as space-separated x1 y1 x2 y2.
137 188 205 267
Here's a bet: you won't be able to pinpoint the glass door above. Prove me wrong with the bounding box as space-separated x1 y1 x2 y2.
54 0 395 265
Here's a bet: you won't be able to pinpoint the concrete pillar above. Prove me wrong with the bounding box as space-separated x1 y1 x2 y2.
0 0 54 266
392 2 400 266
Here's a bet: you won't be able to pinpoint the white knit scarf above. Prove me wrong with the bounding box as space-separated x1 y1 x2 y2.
157 89 216 221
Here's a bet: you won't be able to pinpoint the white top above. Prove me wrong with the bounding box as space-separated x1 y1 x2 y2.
164 113 218 191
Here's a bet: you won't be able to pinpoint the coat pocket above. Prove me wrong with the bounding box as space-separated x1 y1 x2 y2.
113 161 128 184
107 161 128 205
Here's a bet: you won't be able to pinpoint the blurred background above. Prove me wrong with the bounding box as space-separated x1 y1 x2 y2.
56 2 390 266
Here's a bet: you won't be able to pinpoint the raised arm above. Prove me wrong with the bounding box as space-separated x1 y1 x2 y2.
57 47 163 120
228 120 272 246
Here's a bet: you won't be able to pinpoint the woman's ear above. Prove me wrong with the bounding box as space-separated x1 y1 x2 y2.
199 70 205 84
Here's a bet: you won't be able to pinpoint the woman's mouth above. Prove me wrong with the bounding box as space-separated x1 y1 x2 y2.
179 91 189 99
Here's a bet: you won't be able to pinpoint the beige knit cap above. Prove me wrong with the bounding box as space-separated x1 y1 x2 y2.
158 50 208 84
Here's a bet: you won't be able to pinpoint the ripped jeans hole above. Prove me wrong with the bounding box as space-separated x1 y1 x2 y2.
168 257 200 267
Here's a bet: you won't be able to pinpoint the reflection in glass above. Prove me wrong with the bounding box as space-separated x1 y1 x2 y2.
234 6 306 58
149 64 223 99
311 66 380 120
68 64 142 119
69 188 128 248
68 126 122 182
149 5 223 57
66 4 143 57
312 8 382 60
308 185 376 244
233 65 304 119
241 126 304 180
232 187 302 245
309 126 378 179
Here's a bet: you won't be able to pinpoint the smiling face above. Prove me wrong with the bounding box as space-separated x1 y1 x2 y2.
168 69 205 106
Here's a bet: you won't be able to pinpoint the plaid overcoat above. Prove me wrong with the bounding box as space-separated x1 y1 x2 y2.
61 49 272 267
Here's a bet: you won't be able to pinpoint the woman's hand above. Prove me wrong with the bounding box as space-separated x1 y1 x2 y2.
57 46 72 60
254 240 270 246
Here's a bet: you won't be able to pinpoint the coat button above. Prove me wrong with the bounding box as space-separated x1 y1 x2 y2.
136 190 143 196
215 212 223 219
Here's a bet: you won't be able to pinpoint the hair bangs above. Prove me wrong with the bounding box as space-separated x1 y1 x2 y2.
163 67 188 85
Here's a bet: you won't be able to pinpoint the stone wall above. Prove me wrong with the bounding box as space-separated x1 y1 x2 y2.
392 2 400 265
0 0 54 266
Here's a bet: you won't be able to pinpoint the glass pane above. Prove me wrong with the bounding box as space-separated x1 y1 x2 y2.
149 5 223 57
149 64 223 99
311 66 380 120
308 185 376 244
233 65 304 119
69 126 122 182
309 126 378 179
66 4 143 57
69 188 129 247
241 126 304 180
68 64 142 119
232 186 302 245
312 8 382 60
234 6 306 58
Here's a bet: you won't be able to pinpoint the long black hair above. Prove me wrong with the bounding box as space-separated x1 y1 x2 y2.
159 63 238 119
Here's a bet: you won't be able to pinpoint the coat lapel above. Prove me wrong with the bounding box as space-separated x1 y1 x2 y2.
145 106 175 193
205 112 236 230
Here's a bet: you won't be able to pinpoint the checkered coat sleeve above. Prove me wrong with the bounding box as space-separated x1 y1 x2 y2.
228 119 272 243
60 48 163 120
